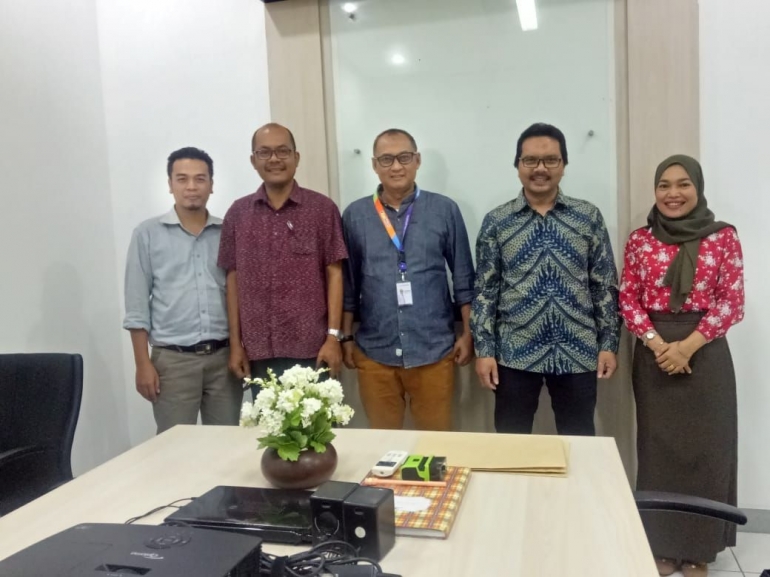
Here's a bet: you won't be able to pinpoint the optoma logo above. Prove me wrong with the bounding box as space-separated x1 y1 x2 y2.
130 552 164 560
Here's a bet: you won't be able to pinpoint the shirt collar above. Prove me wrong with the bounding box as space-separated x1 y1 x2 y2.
254 180 303 206
160 208 222 227
376 183 421 209
512 189 568 213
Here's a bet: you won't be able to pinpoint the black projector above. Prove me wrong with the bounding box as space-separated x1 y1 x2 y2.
0 523 262 576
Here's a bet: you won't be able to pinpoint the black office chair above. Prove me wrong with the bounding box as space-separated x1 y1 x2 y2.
634 490 748 525
0 353 83 516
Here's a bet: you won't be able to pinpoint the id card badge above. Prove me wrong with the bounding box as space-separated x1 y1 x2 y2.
396 282 413 306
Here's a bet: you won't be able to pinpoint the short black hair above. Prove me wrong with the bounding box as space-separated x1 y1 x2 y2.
372 128 418 155
251 123 297 152
166 147 214 178
514 123 569 167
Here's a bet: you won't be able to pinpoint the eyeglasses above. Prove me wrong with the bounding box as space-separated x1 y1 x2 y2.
253 147 294 160
374 152 417 168
519 156 562 169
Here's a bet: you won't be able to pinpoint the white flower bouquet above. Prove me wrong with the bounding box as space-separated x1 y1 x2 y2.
240 366 354 462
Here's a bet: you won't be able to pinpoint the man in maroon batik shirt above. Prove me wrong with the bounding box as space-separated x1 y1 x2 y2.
218 123 348 398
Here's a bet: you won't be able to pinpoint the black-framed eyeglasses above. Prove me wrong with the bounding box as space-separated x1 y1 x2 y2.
253 147 294 160
374 152 417 168
519 156 562 169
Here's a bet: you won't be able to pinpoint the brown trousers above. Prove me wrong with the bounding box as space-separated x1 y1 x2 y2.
353 346 454 431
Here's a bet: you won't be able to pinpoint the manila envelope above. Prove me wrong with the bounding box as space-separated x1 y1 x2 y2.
413 432 569 476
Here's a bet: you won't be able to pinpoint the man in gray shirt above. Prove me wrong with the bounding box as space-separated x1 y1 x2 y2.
124 147 242 434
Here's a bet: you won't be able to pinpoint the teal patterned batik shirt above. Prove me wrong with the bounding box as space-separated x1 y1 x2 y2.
471 191 620 375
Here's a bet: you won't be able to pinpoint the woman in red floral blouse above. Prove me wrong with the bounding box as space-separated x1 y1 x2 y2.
620 155 744 577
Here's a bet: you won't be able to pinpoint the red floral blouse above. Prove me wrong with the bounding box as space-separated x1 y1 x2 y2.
619 226 745 342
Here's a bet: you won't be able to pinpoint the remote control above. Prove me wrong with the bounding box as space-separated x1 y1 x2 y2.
371 450 409 478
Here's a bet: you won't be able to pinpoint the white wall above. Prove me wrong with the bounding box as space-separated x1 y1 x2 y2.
700 0 770 510
95 0 271 448
0 0 270 474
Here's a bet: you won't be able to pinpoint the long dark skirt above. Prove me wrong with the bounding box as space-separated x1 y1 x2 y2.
633 312 737 563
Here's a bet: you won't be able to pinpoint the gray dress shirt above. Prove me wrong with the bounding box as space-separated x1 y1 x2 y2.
123 208 228 346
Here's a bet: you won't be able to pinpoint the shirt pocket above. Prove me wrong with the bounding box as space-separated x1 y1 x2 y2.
290 233 317 257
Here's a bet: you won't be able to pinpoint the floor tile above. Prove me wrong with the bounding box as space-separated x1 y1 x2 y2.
711 548 742 572
733 532 770 574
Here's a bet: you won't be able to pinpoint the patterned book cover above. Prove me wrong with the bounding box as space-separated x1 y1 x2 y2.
362 466 471 539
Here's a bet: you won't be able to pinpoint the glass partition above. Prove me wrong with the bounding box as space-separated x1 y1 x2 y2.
325 0 618 250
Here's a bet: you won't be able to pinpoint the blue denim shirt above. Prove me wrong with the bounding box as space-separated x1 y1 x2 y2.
343 187 475 368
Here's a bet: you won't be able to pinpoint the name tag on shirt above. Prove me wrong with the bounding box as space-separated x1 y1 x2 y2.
396 282 413 306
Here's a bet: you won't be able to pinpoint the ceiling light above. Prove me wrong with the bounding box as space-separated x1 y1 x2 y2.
342 2 357 14
390 53 406 65
516 0 538 31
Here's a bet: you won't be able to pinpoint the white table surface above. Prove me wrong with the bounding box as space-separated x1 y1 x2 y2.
0 425 657 576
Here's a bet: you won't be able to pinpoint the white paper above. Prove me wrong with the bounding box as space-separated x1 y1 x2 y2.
394 496 432 513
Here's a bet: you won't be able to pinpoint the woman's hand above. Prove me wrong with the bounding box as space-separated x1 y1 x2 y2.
655 341 692 375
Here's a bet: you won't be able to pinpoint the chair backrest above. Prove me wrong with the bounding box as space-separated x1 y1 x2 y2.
0 353 83 480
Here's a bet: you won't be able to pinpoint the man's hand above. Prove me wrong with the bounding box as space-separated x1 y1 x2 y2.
597 351 618 379
453 333 474 366
342 341 357 370
136 361 160 403
475 357 499 390
656 341 692 375
229 343 250 379
317 336 342 378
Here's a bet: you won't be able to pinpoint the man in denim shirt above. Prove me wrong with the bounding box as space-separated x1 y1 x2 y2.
342 129 475 431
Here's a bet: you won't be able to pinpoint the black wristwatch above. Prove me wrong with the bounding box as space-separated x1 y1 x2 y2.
340 335 354 344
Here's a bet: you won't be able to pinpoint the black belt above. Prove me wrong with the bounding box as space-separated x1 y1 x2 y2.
157 339 229 355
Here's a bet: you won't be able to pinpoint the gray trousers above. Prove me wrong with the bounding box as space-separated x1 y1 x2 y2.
151 346 243 435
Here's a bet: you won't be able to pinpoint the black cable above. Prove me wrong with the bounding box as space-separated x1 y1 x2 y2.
259 540 383 576
124 497 197 524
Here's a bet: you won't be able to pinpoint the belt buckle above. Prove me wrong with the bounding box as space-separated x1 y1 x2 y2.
195 343 212 355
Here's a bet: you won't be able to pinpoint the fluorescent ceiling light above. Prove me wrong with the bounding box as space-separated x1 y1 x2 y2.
390 53 406 65
342 2 357 14
516 0 538 31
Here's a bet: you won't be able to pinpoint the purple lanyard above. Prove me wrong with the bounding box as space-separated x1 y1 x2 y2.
373 190 420 275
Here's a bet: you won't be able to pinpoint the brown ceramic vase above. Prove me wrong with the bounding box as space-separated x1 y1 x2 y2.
260 443 338 490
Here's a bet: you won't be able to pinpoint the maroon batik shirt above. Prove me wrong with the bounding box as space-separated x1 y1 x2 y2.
218 182 348 361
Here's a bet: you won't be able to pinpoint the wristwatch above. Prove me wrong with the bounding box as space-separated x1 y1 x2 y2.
644 331 658 347
327 329 343 341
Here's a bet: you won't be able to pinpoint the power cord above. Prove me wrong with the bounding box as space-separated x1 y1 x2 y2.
124 497 197 524
260 540 399 577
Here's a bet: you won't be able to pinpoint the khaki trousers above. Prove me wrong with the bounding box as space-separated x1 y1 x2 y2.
353 346 454 431
151 346 243 434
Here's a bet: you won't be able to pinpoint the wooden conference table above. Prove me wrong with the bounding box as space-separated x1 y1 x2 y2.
0 426 657 576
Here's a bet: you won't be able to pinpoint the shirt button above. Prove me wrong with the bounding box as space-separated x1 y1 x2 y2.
196 254 200 258
198 273 202 277
400 332 404 336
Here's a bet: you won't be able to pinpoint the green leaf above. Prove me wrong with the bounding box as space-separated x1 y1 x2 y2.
289 431 308 448
277 443 301 462
309 441 327 453
315 430 336 445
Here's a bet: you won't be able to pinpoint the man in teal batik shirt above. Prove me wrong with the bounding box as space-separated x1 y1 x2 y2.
471 123 620 436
